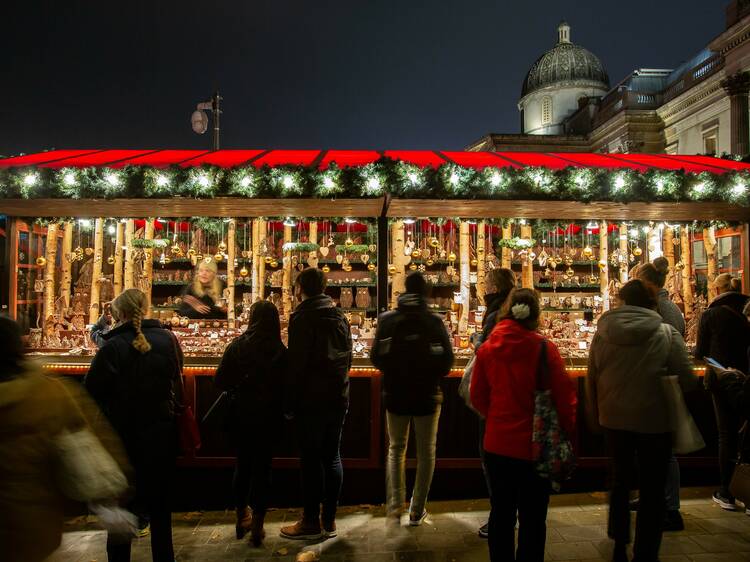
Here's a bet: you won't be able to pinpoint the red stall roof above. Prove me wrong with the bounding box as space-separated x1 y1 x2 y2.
1 149 749 174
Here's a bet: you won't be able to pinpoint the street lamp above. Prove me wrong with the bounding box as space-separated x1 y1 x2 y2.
191 91 222 150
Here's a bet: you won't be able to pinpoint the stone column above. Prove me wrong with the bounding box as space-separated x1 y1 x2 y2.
722 72 750 156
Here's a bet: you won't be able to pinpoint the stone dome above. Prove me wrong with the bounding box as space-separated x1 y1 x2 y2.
521 22 610 98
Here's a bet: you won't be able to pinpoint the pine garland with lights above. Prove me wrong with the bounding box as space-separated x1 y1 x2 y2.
1 158 749 205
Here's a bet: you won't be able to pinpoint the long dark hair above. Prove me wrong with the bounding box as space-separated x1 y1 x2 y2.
245 300 282 344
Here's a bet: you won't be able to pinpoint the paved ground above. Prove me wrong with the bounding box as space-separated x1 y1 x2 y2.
50 487 750 561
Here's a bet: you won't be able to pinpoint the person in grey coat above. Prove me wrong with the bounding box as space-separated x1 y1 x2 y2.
587 279 696 562
635 258 687 530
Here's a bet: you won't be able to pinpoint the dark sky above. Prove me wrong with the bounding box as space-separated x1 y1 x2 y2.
2 1 725 156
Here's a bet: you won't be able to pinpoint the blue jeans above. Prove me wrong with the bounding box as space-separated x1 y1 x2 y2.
297 408 347 522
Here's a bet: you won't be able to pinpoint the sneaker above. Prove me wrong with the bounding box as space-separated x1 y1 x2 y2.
409 510 428 527
321 518 337 538
136 523 150 538
280 519 323 540
712 490 738 511
663 510 685 532
478 522 489 538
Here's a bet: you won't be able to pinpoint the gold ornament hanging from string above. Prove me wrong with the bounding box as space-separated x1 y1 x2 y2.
322 265 331 273
36 256 46 266
239 266 249 277
107 256 115 265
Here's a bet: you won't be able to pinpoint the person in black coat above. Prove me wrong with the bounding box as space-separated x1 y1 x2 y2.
85 288 181 562
695 273 750 511
371 272 454 525
281 268 352 541
215 300 287 546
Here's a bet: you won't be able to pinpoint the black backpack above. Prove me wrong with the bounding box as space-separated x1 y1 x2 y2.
381 311 446 372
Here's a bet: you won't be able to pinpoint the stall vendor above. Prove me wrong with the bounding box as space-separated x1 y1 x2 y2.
179 259 227 319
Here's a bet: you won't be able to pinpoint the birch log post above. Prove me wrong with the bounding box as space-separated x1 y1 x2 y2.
88 218 105 324
113 222 124 298
143 219 154 315
309 221 318 248
704 226 718 300
227 219 236 321
501 224 512 269
476 221 486 303
124 219 135 289
250 220 260 302
619 223 629 283
60 221 74 309
681 226 694 319
664 226 676 296
520 224 533 288
390 220 407 309
648 225 663 262
43 222 59 322
459 220 471 334
257 219 266 301
600 220 609 311
282 225 293 318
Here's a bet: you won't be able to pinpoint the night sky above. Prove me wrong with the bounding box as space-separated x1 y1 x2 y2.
3 1 724 156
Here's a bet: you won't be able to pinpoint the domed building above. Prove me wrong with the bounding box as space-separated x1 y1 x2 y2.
519 22 610 135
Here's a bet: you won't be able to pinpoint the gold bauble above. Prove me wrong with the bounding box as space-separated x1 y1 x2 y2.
239 266 249 276
195 254 204 262
218 241 227 252
598 261 607 271
409 263 418 271
36 256 46 266
549 260 557 269
544 268 552 277
214 252 223 262
633 247 643 256
270 260 278 268
343 264 352 272
84 247 94 256
564 258 573 266
675 261 685 271
164 256 172 264
429 237 440 248
171 244 181 256
448 252 457 262
264 256 273 264
470 258 478 267
388 264 397 275
583 246 593 258
187 248 197 257
411 249 421 258
361 254 370 263
565 267 574 277
426 258 434 266
367 263 376 271
322 265 331 273
107 255 115 265
342 258 350 267
336 254 344 264
345 237 354 248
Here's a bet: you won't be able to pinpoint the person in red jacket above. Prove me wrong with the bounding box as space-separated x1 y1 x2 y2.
471 288 577 562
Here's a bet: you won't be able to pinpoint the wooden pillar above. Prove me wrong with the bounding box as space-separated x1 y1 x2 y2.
282 225 293 318
501 224 512 269
664 226 676 296
520 224 533 288
459 220 471 334
227 219 236 321
43 222 59 322
619 223 629 283
681 226 694 319
309 220 318 249
60 221 74 309
390 220 407 309
704 226 718 300
251 220 261 302
113 222 124 297
600 220 609 311
476 221 486 303
257 219 266 301
124 219 135 289
88 218 104 324
143 219 154 315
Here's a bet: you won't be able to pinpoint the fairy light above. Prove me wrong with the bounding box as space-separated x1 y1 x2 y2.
408 172 419 185
240 176 252 188
692 182 707 197
732 181 747 197
489 171 503 188
105 172 120 187
323 176 335 189
612 174 626 192
366 176 381 192
449 172 460 186
23 173 38 186
63 171 77 186
283 217 296 227
197 173 211 189
156 174 169 187
282 175 295 190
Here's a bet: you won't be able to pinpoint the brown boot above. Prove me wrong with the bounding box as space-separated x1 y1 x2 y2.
235 506 252 540
280 518 323 540
250 510 266 547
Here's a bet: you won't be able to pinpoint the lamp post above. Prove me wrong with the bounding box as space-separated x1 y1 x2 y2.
191 91 222 150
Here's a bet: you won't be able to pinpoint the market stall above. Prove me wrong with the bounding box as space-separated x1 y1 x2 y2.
2 148 750 475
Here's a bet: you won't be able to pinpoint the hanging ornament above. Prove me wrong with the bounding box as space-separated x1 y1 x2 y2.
336 254 344 264
583 246 593 258
426 258 434 266
528 251 537 262
107 255 115 265
537 249 549 267
195 253 204 263
429 237 440 248
448 252 457 262
629 253 636 263
74 246 84 261
418 264 426 273
345 237 354 248
409 263 418 271
361 254 370 263
544 267 552 277
564 257 573 267
171 244 181 256
213 252 222 262
470 258 478 267
598 261 607 271
164 256 172 264
36 256 46 266
307 253 319 268
446 265 456 276
188 248 197 257
343 264 353 272
411 248 421 259
297 263 305 272
565 267 574 277
388 264 397 275
675 261 685 271
633 247 643 256
367 263 376 272
319 246 330 257
85 247 94 257
368 244 377 253
322 265 331 273
264 256 273 264
270 260 278 268
239 265 249 277
218 241 227 253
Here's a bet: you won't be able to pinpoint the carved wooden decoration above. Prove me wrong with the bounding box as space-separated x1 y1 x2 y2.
43 222 59 322
88 218 104 324
227 219 236 321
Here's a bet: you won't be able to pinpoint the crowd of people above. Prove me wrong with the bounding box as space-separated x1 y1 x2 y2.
1 262 749 562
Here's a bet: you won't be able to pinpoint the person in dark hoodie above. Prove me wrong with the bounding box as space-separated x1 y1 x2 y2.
371 272 454 526
587 280 696 562
85 288 181 562
215 300 287 546
695 272 750 511
281 268 352 541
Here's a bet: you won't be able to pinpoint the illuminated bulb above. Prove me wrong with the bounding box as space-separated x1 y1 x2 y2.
198 174 210 188
344 218 357 224
323 176 335 189
490 172 502 187
629 228 639 238
642 226 650 234
519 219 527 225
283 217 296 227
693 182 706 195
402 218 416 225
613 175 626 191
156 174 169 187
732 182 747 197
655 179 665 193
449 172 459 186
107 225 116 235
105 173 120 187
366 176 381 192
408 172 419 185
282 175 294 189
79 219 92 228
240 176 252 188
63 172 76 186
23 173 38 186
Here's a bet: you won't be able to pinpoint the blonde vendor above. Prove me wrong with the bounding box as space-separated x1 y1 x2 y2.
179 259 226 319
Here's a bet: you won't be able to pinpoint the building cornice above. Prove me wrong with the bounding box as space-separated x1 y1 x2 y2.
657 72 726 121
710 12 750 55
518 80 609 107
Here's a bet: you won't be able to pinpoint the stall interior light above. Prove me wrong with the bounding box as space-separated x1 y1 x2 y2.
732 181 747 197
642 226 650 234
344 218 357 224
283 217 296 227
79 219 92 227
519 219 527 225
629 228 639 238
586 221 598 229
107 225 116 235
402 218 416 224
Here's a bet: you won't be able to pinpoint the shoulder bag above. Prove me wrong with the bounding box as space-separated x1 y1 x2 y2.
531 339 576 492
169 333 202 453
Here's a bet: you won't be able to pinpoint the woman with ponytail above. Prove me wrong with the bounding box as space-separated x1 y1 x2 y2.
86 288 181 562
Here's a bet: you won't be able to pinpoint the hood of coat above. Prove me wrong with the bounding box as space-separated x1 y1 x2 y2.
595 305 663 346
709 291 750 313
292 294 340 319
482 318 543 360
103 319 163 340
397 293 427 312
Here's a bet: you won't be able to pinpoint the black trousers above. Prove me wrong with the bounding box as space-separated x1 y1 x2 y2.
484 451 551 562
711 390 742 498
107 422 177 562
232 427 276 513
606 429 671 562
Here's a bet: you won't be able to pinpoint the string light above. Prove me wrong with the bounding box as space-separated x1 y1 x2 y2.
239 176 252 188
63 172 77 186
282 175 295 190
156 174 169 187
23 173 38 187
732 181 747 197
105 172 120 187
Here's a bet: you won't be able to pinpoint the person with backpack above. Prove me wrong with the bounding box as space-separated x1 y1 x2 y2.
471 289 577 562
371 272 454 526
281 268 352 540
587 280 696 562
215 300 287 546
695 273 750 511
85 288 182 562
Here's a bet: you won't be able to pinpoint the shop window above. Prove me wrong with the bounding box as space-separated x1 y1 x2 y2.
703 131 718 156
541 97 553 125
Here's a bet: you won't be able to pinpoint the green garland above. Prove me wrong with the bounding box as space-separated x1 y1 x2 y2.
1 158 750 205
497 237 535 250
282 242 320 253
131 238 168 248
335 244 371 254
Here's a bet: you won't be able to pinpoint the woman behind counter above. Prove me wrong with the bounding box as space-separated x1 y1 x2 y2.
179 259 227 319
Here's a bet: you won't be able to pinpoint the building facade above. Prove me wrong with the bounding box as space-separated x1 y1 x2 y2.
469 1 750 157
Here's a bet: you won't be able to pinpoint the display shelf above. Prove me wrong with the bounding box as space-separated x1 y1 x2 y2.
328 282 377 287
153 280 189 286
536 283 600 291
340 307 377 313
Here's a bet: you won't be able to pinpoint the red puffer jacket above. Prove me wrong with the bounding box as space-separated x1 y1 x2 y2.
470 319 577 460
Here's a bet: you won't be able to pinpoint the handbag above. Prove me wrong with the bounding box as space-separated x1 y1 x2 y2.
169 333 201 453
458 355 480 415
531 339 576 492
660 325 705 454
730 422 750 505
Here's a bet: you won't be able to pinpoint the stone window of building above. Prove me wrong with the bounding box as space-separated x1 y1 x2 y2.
541 97 553 125
703 130 718 156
